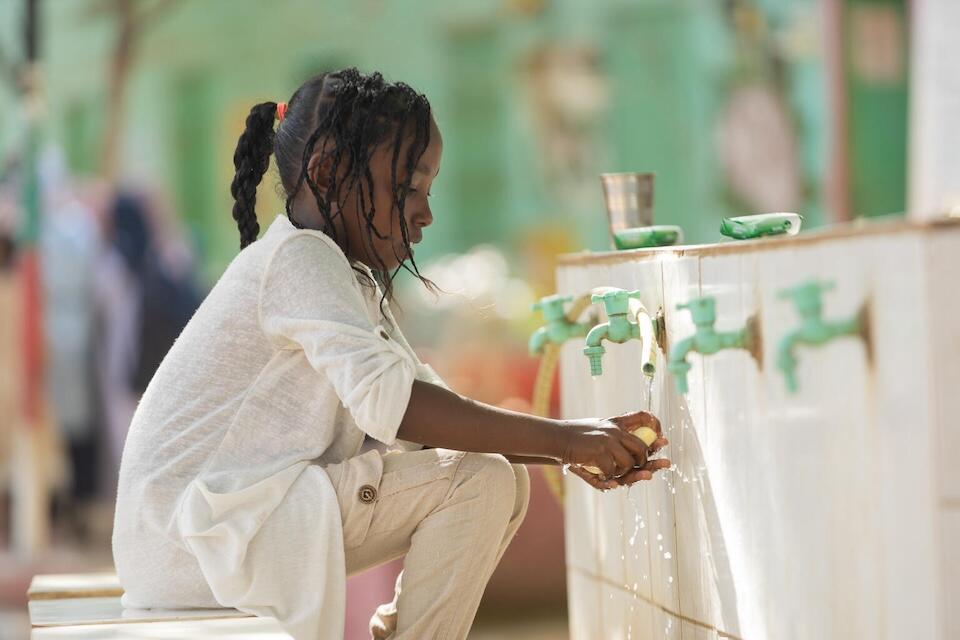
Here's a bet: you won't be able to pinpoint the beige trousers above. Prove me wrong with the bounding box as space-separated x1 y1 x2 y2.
323 448 530 640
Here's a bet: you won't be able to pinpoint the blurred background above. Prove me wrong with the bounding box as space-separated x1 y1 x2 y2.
0 0 911 637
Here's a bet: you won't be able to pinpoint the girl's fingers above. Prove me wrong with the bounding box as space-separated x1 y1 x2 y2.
648 437 669 455
570 464 618 490
614 468 654 485
616 433 649 466
644 458 672 471
611 411 661 435
615 458 672 486
610 441 636 475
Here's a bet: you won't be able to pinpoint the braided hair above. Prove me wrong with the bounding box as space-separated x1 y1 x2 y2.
228 68 435 302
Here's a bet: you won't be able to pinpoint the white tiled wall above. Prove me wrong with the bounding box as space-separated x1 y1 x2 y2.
558 225 960 640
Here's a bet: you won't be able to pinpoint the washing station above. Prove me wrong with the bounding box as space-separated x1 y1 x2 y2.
529 174 960 639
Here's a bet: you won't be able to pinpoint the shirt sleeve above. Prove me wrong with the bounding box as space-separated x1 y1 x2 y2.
258 233 416 446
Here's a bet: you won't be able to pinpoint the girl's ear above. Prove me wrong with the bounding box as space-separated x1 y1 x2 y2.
307 148 336 198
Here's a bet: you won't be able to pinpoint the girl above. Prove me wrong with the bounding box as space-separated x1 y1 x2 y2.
112 68 670 640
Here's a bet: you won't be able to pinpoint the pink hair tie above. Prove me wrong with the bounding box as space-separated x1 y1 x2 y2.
276 102 288 122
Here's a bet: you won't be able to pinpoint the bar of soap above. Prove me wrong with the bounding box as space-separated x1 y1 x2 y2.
633 426 658 447
581 426 660 475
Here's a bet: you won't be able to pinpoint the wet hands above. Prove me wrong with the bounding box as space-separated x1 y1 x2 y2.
560 411 671 491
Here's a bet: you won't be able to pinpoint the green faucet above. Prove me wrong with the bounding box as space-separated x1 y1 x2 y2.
582 289 657 378
667 296 759 394
529 294 591 356
777 280 868 393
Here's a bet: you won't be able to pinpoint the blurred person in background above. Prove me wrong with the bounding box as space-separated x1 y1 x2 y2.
95 189 200 496
111 68 670 640
38 151 102 542
0 176 19 545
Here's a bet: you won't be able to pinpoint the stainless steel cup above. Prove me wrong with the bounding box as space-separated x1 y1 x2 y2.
600 172 655 243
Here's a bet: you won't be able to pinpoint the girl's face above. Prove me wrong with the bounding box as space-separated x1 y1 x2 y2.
312 117 442 272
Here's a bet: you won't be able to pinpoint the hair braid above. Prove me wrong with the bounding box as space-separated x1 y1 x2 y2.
230 101 277 249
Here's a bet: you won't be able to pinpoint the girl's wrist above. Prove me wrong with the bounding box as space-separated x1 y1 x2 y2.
548 419 572 462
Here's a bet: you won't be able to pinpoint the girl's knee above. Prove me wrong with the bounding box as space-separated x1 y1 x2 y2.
460 453 516 514
510 463 531 523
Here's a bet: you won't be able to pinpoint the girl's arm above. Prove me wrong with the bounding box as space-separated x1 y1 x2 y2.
396 381 669 489
396 380 566 461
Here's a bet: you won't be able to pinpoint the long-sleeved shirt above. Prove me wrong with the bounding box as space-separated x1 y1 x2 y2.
112 213 443 639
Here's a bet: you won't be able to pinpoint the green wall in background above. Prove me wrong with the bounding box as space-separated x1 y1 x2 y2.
844 0 909 218
0 0 910 282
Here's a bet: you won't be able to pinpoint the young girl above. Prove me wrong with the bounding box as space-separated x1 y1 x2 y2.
112 68 670 640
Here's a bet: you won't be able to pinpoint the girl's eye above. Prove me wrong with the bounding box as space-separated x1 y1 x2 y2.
406 187 433 197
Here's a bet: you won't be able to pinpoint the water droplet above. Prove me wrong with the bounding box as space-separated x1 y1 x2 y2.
664 551 672 559
656 533 663 541
668 576 674 584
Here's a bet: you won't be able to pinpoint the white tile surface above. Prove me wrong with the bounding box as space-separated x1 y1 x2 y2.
565 569 602 640
28 573 122 600
28 597 248 627
30 616 290 639
680 619 717 640
558 225 960 640
601 585 655 640
942 509 960 640
927 231 960 501
866 233 939 638
651 607 681 640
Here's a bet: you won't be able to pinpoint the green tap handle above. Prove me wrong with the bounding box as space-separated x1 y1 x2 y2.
531 294 574 322
676 296 716 325
532 294 573 310
590 289 642 316
778 280 834 317
777 281 833 301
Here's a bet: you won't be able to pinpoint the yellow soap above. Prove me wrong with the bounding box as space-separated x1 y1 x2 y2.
581 426 660 476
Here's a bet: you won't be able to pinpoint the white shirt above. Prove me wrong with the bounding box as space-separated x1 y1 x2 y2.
112 214 442 640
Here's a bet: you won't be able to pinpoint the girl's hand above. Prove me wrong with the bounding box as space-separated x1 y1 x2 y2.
560 411 671 491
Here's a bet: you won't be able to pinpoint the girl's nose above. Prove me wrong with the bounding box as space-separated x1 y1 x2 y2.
413 205 433 229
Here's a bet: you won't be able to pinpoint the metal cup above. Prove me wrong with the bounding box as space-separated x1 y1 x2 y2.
600 173 655 241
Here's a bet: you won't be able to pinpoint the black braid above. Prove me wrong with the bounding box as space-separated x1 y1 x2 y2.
229 101 277 249
267 68 436 307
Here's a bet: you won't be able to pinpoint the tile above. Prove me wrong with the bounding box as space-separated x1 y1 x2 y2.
28 597 249 627
30 616 291 639
815 238 883 639
28 573 122 600
600 584 654 640
927 231 960 501
752 242 838 639
651 607 681 640
565 569 603 640
558 264 602 578
622 481 654 603
649 254 698 615
680 619 716 640
595 487 628 587
942 510 960 640
866 233 939 639
676 252 751 634
563 473 599 575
